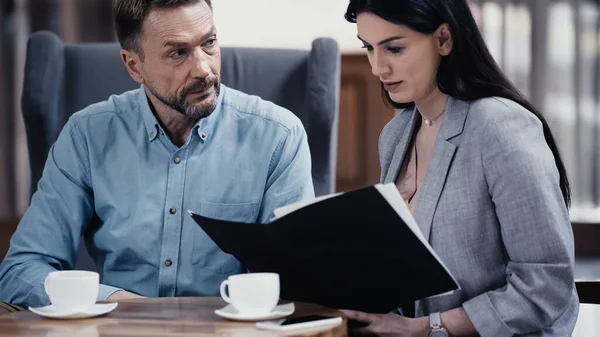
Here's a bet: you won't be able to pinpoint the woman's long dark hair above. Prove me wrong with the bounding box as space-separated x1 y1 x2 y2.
345 0 571 207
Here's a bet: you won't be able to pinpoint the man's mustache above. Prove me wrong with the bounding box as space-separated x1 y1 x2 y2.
181 77 218 97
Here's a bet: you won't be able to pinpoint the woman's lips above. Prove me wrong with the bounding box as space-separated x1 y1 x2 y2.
383 81 402 91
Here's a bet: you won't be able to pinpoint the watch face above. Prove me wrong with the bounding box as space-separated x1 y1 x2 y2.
430 330 449 337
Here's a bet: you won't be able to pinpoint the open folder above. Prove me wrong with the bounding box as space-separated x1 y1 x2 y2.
189 183 459 313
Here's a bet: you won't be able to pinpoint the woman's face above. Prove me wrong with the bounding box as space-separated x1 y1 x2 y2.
356 12 452 104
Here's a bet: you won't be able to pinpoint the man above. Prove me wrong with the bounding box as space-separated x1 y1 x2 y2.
0 0 314 310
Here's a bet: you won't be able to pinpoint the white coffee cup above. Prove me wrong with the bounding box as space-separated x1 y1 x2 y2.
44 270 99 312
219 272 280 316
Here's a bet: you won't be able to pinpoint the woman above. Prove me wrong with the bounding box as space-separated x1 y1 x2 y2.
340 1 579 336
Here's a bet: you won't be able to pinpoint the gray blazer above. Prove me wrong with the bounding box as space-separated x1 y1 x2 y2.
379 96 579 337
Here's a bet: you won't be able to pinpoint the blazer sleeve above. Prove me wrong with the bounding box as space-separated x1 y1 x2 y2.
462 105 576 336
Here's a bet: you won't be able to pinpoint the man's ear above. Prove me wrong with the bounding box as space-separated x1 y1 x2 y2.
435 23 453 56
121 49 145 84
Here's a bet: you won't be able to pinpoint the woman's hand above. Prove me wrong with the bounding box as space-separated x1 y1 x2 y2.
341 309 429 337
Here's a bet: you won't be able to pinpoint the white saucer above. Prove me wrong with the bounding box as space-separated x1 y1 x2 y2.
215 303 295 321
28 303 118 319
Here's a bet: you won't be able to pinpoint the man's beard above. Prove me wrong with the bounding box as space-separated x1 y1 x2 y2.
147 76 220 120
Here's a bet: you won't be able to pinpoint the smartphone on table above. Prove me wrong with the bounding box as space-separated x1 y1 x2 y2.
256 314 343 331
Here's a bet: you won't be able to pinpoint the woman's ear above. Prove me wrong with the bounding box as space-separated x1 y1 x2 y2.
435 23 454 56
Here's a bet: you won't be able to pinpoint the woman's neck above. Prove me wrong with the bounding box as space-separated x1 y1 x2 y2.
414 87 449 121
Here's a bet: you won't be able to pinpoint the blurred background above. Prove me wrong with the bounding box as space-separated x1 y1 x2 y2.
1 0 600 331
1 0 599 227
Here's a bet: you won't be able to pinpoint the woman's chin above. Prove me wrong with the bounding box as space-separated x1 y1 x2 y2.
388 91 413 104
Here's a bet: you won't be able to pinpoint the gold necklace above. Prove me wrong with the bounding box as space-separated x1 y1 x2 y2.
422 110 445 126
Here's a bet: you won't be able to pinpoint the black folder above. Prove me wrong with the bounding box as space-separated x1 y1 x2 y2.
189 183 459 313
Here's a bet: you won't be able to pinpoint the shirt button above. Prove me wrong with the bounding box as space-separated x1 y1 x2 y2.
169 207 177 214
165 259 172 267
174 157 181 164
200 132 207 140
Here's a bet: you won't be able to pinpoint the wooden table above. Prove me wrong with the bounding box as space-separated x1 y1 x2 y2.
0 297 346 336
1 298 599 336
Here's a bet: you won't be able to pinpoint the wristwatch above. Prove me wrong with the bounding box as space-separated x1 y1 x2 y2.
429 312 449 337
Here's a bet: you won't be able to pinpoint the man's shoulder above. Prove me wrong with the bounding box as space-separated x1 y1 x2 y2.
68 88 141 126
220 85 304 134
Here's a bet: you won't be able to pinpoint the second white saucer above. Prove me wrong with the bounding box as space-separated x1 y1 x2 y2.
29 302 118 319
214 302 295 321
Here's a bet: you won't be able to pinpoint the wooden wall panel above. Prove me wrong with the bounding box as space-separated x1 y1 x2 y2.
0 220 17 260
336 54 395 192
336 80 365 191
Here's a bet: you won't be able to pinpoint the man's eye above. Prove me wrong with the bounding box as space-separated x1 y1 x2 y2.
169 50 186 59
204 39 217 47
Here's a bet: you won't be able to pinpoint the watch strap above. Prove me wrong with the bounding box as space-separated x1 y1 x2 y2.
430 312 442 328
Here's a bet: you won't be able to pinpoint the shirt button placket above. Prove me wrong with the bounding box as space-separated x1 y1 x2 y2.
159 151 186 297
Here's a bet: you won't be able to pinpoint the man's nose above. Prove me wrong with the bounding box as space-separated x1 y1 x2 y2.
190 47 212 78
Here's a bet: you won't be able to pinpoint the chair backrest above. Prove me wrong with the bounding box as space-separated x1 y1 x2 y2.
21 31 340 270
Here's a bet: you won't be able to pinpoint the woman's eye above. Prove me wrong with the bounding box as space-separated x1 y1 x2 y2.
361 44 373 52
387 47 403 54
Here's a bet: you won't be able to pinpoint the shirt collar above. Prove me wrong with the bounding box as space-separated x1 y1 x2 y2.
138 84 160 142
137 84 226 143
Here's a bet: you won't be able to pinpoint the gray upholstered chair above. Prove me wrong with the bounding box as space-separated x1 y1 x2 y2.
21 30 340 271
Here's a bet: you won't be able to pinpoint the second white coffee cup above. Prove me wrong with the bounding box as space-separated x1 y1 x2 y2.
44 270 99 312
219 272 280 316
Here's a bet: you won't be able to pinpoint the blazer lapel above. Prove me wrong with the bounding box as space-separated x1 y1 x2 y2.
412 97 469 242
383 107 419 184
